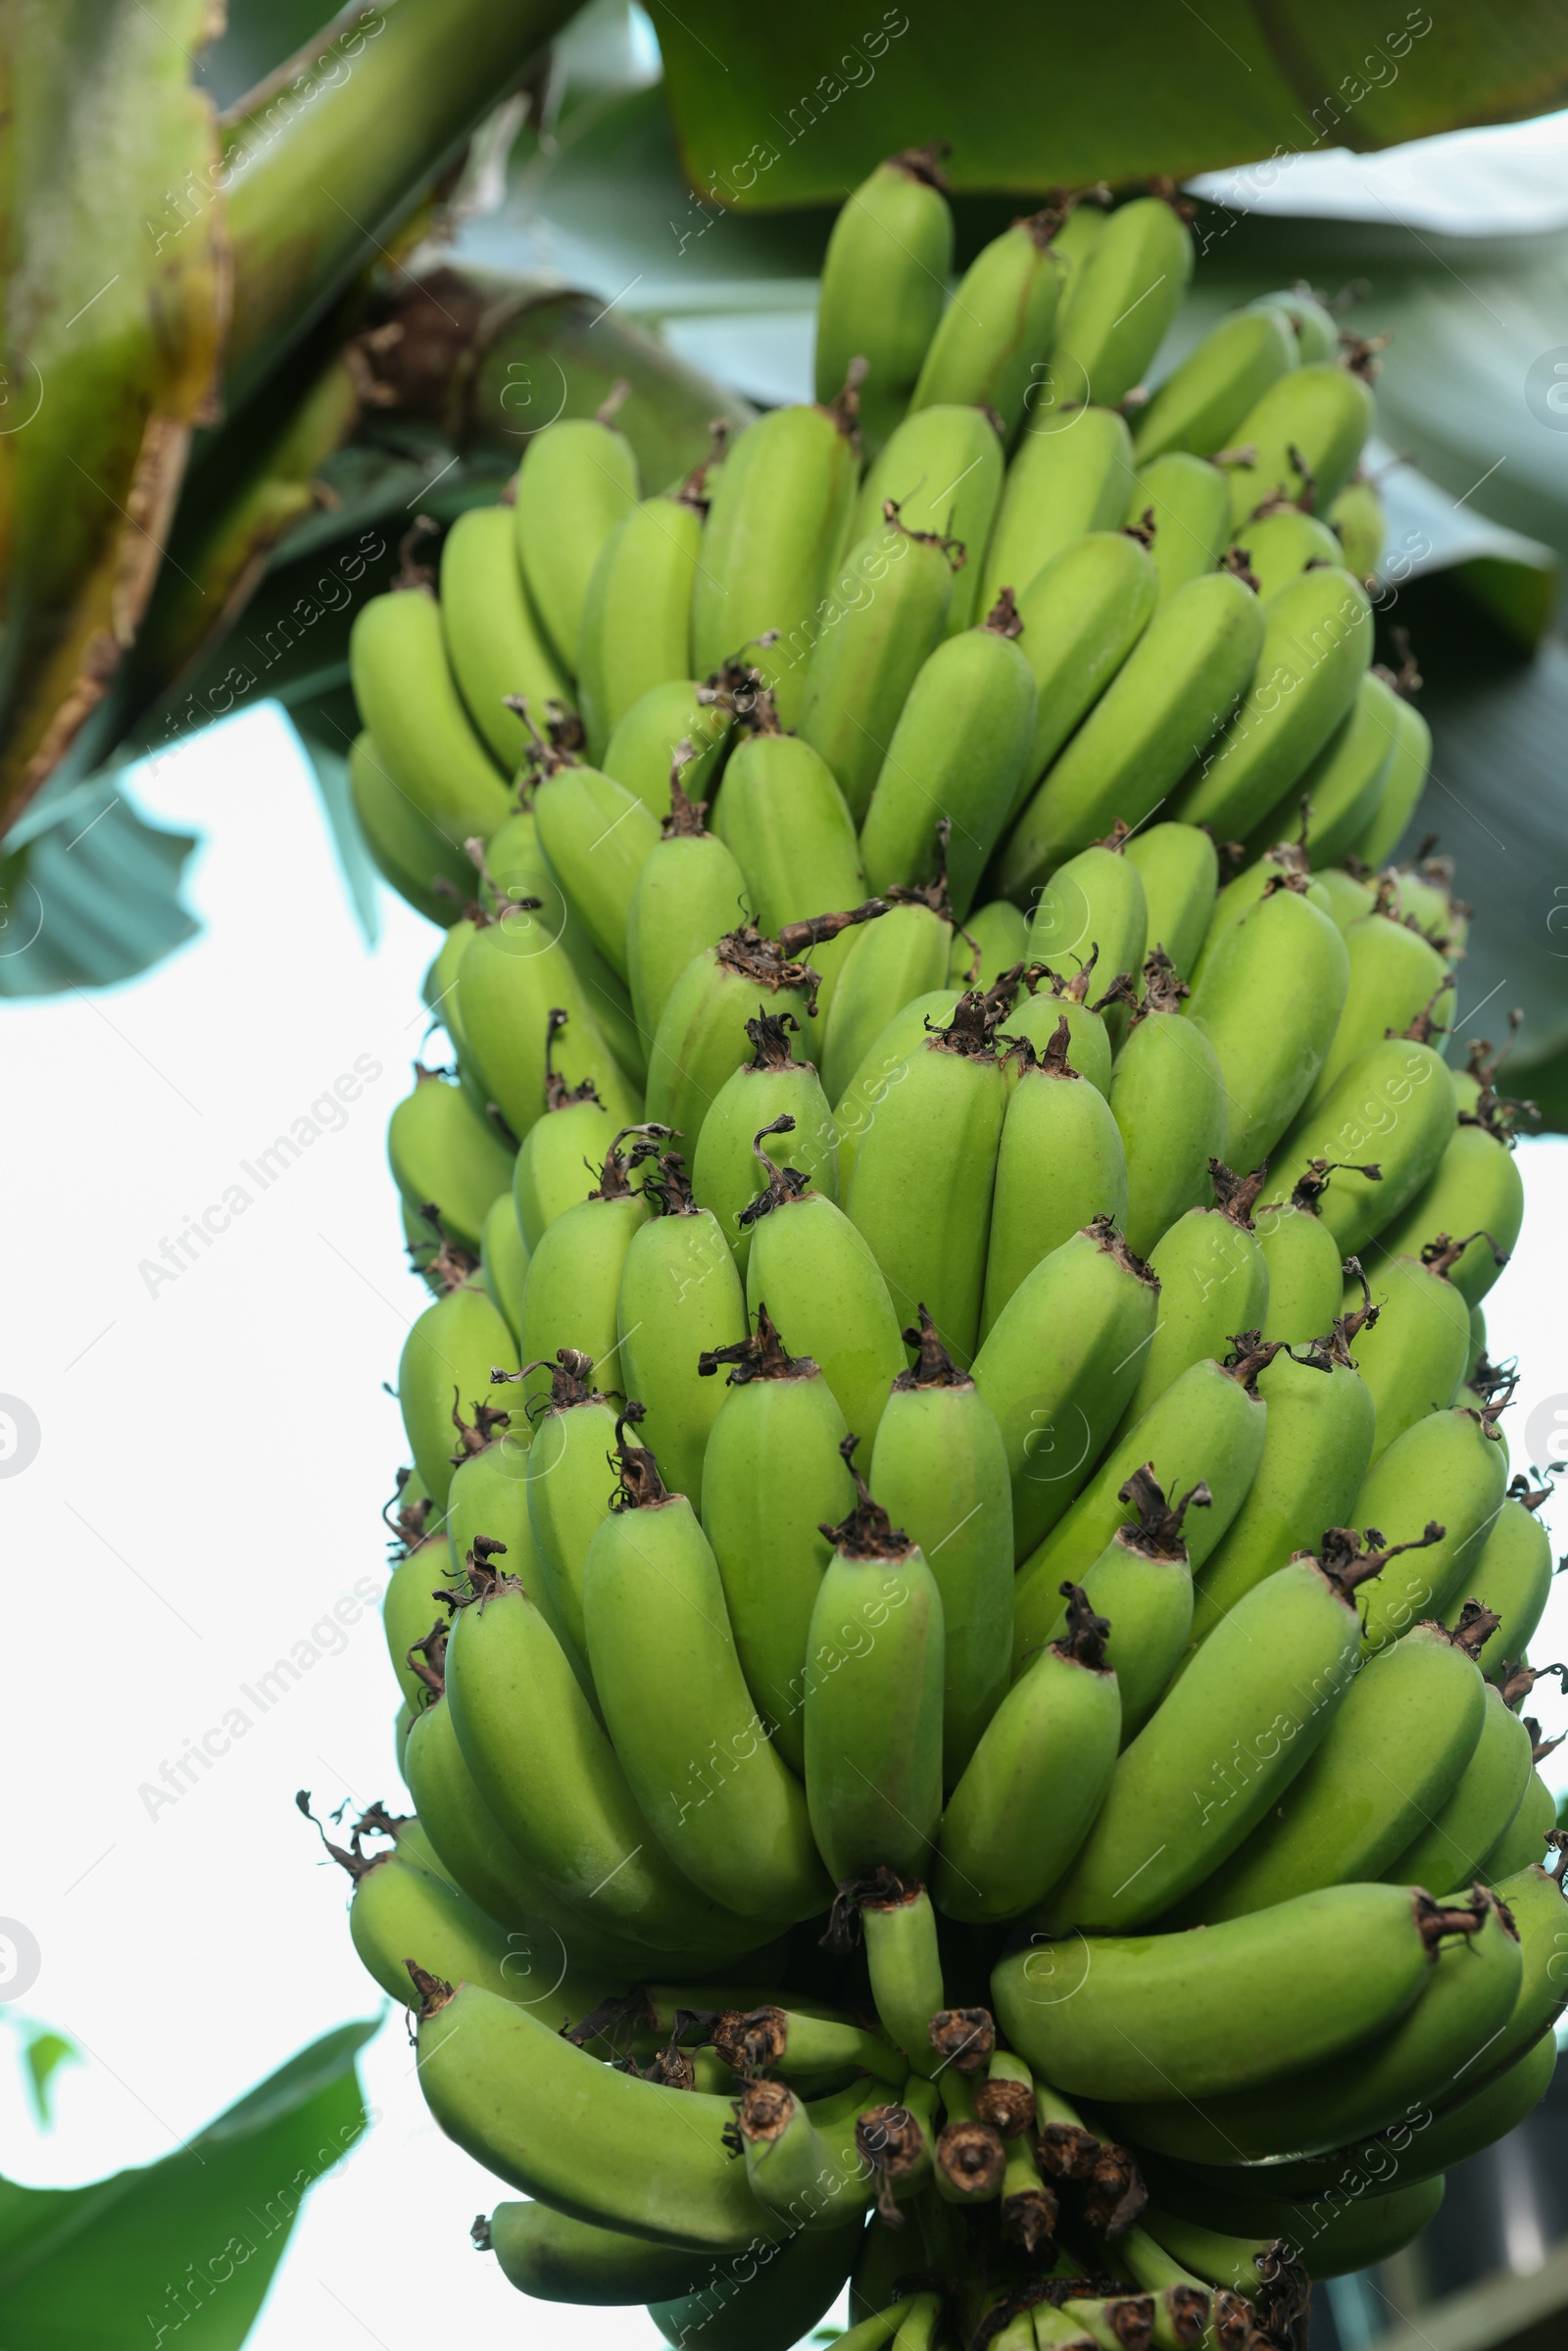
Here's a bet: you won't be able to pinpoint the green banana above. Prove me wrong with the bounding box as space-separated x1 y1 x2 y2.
1024 835 1148 1046
1117 1886 1520 2168
843 992 1007 1367
526 723 662 986
342 1835 604 2023
1009 530 1161 810
1482 1768 1556 1882
582 1406 829 1922
954 901 1030 990
349 585 514 839
1183 1607 1496 1926
979 407 1137 619
698 1308 853 1776
1329 471 1387 582
650 2209 865 2348
388 1063 514 1258
1246 665 1400 867
446 1421 586 1682
515 1131 649 1414
1117 1166 1273 1431
1074 1468 1213 1739
814 146 953 460
692 395 861 723
454 898 641 1141
1250 285 1339 363
693 1011 838 1271
577 470 706 759
1298 900 1454 1119
1145 2178 1441 2282
1047 1524 1446 1929
1000 1880 1475 2103
743 1119 907 1447
480 1190 529 1347
1222 360 1377 526
511 1010 619 1250
1172 566 1373 841
1012 1348 1273 1668
1108 955 1228 1259
1229 507 1343 602
385 1526 453 1712
1252 1161 1364 1344
821 883 954 1107
1006 958 1113 1097
626 754 751 1049
439 503 570 769
972 1216 1161 1563
1315 864 1379 931
1384 1676 1535 1892
869 1307 1015 1778
1446 1483 1554 1682
983 1013 1129 1337
1347 1237 1488 1465
614 1141 748 1502
804 1444 946 1883
1271 1019 1456 1260
858 1875 947 2073
522 1349 625 1659
1129 454 1234 600
349 733 472 920
481 804 648 1090
1004 566 1264 883
741 2079 896 2231
1190 1321 1376 1639
398 1267 522 1509
1184 874 1351 1168
720 719 865 937
860 591 1040 920
911 207 1064 439
416 1978 779 2251
479 2203 707 2305
1347 690 1432 867
797 514 956 824
1352 1399 1511 1653
1373 1111 1526 1311
1187 838 1323 990
1052 194 1195 409
849 402 1004 636
604 676 732 817
514 397 640 670
1133 305 1298 462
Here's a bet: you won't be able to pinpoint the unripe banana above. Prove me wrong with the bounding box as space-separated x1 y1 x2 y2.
692 396 861 723
1328 470 1387 582
1184 875 1350 1167
1446 1486 1554 1683
1190 1322 1376 1639
1251 1161 1361 1343
797 515 956 823
953 901 1029 990
1250 286 1339 364
1187 839 1324 989
511 1010 619 1249
1004 568 1264 883
849 403 1004 635
455 900 640 1141
1025 835 1148 1046
1129 454 1234 600
1009 530 1161 809
614 1140 747 1502
1384 1677 1534 1892
1374 1111 1526 1310
1077 1468 1212 1739
858 1876 947 2073
350 587 514 839
1316 864 1380 932
844 993 1008 1366
998 1881 1474 2103
384 1528 453 1710
440 504 570 769
651 2206 865 2345
577 470 707 758
1047 1524 1445 1929
1118 1165 1273 1430
624 761 751 1051
1481 1775 1557 1882
869 1308 1014 1778
350 733 473 921
1248 665 1403 868
481 806 648 1090
1144 2177 1442 2283
1271 1023 1456 1262
1222 361 1377 526
521 1349 623 1657
1108 955 1227 1259
525 726 661 985
833 986 963 1194
388 1063 514 1258
480 1190 529 1346
344 1842 584 2019
693 1012 838 1270
821 887 953 1107
398 1267 522 1508
1012 1349 1272 1667
1133 306 1298 462
744 1119 907 1446
1173 566 1373 840
480 2203 707 2306
1005 959 1113 1097
980 407 1136 618
604 675 732 817
983 1014 1129 1338
1348 1238 1486 1465
1479 1852 1568 2074
972 1216 1160 1563
1384 849 1468 951
1052 194 1195 409
1301 901 1455 1120
1353 1399 1511 1653
698 1307 853 1774
720 720 864 935
804 1445 947 1883
1347 690 1432 867
815 147 953 459
583 1407 829 1922
1228 506 1343 601
911 209 1065 440
515 1134 649 1414
860 592 1040 920
514 397 640 670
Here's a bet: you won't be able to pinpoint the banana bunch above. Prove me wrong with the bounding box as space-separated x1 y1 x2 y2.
330 155 1566 2351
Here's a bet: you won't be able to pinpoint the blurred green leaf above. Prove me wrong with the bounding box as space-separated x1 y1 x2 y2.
290 683 383 946
194 0 344 114
20 2031 78 2130
0 2019 374 2346
0 774 197 1000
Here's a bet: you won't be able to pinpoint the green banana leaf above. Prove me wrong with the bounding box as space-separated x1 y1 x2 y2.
0 771 197 999
0 2019 375 2346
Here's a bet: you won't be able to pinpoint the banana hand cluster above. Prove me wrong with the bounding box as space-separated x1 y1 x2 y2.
330 156 1562 2351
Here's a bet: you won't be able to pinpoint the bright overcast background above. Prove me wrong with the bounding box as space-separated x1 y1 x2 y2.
4 107 1568 2351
